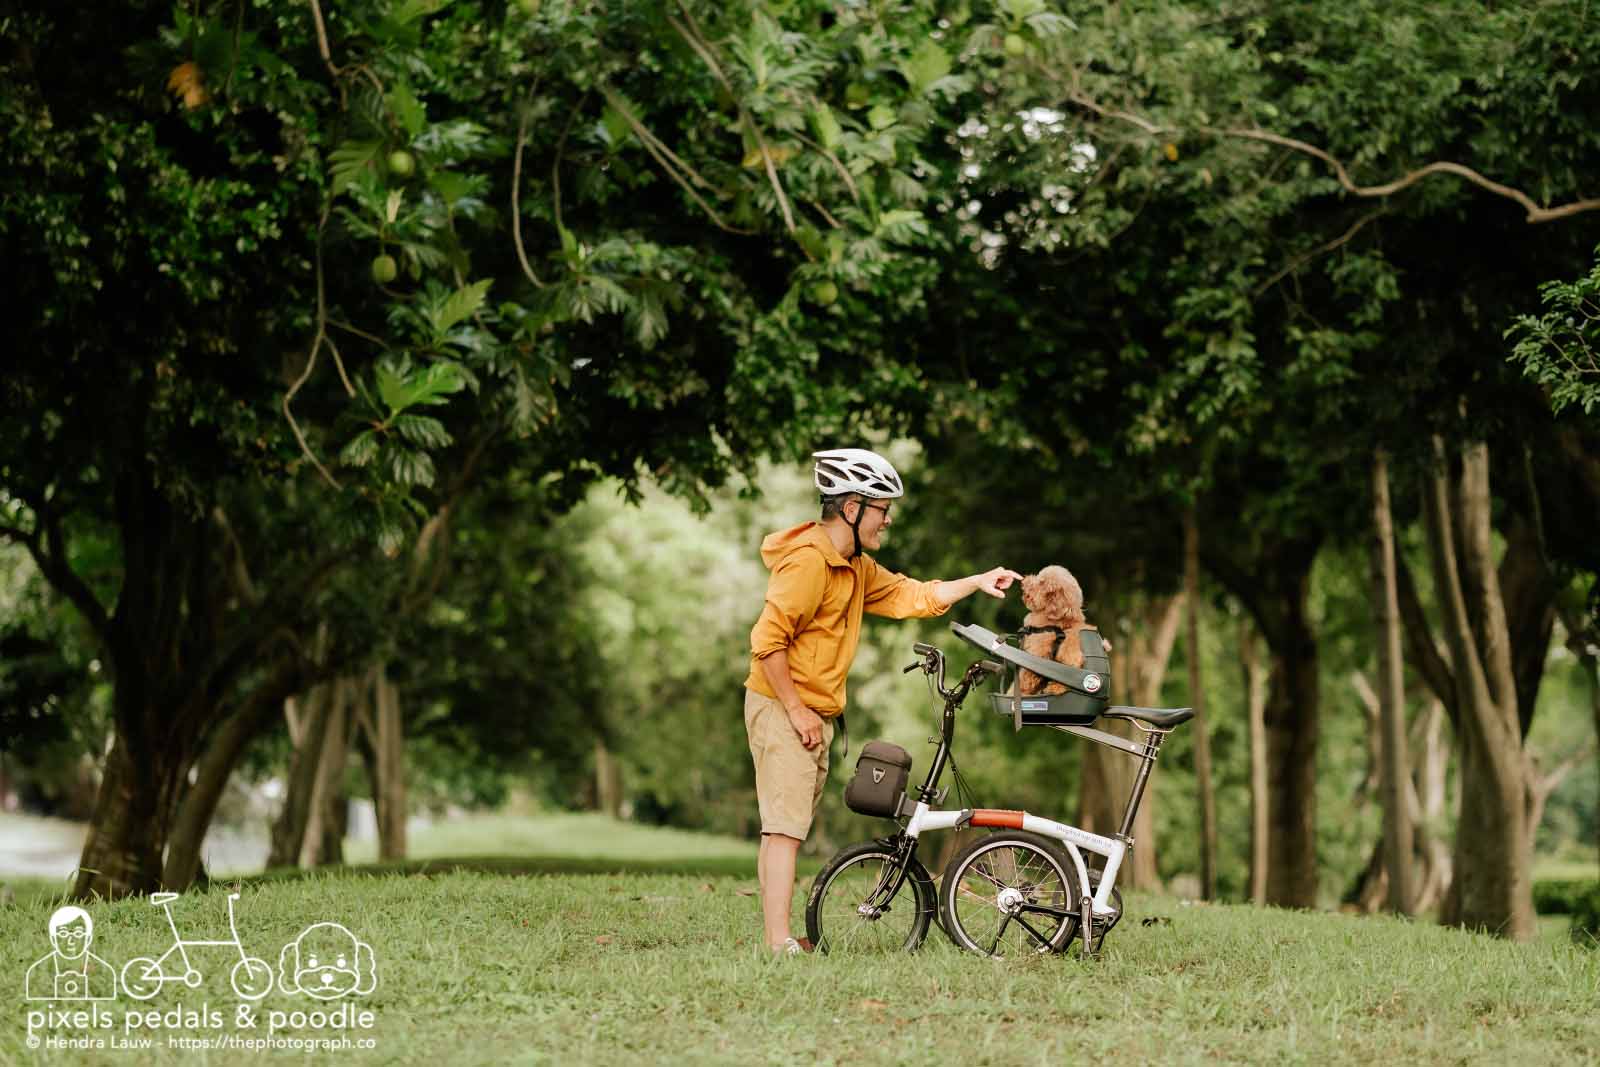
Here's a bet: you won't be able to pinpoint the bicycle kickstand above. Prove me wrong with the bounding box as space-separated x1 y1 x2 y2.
1078 895 1097 961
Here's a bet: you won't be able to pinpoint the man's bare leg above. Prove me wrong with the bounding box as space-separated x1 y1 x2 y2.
762 832 802 951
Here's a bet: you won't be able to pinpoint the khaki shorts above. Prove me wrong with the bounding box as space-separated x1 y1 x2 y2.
744 688 835 841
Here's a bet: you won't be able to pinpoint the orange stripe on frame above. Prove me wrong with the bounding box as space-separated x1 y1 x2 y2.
969 809 1026 829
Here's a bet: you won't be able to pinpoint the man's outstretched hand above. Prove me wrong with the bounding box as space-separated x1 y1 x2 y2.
975 567 1024 599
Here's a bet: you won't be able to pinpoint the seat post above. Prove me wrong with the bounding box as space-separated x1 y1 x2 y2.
1116 730 1166 840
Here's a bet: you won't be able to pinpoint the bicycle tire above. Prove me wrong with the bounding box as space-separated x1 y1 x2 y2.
939 830 1079 957
805 840 935 955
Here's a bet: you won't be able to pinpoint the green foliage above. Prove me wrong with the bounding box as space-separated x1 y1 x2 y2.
1534 880 1599 917
1572 884 1600 946
1509 250 1600 416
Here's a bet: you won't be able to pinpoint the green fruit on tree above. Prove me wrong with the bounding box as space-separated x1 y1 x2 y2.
386 150 416 178
1004 33 1027 57
371 254 398 285
810 280 838 306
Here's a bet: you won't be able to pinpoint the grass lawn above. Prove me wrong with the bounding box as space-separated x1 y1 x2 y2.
4 837 1600 1064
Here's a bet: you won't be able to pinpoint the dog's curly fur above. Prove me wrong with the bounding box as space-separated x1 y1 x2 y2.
1018 565 1098 696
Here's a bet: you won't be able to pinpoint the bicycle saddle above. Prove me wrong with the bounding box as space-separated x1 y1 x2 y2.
150 892 180 905
1103 706 1195 728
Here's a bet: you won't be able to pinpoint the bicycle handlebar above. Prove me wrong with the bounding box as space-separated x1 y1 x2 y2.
903 644 1001 702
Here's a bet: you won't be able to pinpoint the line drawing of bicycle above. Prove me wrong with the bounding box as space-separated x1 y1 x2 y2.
120 891 273 1001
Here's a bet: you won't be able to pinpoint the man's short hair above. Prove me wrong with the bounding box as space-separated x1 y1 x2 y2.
49 906 93 937
820 492 860 521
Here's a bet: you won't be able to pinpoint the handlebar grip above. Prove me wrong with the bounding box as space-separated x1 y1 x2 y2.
980 660 1003 675
912 642 936 655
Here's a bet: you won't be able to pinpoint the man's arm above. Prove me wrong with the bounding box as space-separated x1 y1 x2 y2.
863 562 1023 619
933 566 1024 607
759 648 824 750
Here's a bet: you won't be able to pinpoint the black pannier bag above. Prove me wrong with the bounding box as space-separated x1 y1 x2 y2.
844 740 913 818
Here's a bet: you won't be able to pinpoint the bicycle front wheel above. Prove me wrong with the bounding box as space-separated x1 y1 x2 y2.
805 840 934 955
939 831 1079 957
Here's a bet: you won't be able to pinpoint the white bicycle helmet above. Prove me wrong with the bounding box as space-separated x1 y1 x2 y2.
812 448 904 499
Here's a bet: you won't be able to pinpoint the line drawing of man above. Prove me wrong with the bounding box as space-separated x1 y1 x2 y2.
25 905 116 1000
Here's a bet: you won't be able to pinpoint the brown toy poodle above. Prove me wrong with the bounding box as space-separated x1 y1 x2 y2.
1017 565 1105 696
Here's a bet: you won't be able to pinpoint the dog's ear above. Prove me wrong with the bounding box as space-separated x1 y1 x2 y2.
355 941 378 995
277 938 301 995
1042 568 1084 623
1039 577 1069 622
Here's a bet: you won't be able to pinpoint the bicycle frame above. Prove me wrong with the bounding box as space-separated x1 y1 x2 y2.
151 893 254 978
871 643 1178 951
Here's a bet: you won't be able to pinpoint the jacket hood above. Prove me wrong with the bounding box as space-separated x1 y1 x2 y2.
759 521 849 570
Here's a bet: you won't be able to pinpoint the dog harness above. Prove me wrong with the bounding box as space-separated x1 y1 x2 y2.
1020 625 1071 660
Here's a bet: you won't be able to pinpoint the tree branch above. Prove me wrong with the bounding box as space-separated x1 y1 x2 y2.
1254 208 1384 297
1421 435 1495 724
283 200 343 489
1395 555 1456 717
666 11 798 235
511 80 547 290
600 86 754 236
307 0 341 81
1219 126 1600 224
2 509 112 644
1063 90 1600 224
551 91 588 236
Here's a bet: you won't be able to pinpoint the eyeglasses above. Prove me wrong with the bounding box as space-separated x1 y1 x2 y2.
859 502 892 520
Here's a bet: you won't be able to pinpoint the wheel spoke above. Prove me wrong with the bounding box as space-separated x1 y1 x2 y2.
987 911 1014 955
812 849 928 955
944 837 1075 957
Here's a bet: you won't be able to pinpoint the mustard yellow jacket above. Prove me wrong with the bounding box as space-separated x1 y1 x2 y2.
745 522 948 716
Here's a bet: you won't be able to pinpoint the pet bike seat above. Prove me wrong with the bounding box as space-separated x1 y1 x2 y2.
952 621 1111 728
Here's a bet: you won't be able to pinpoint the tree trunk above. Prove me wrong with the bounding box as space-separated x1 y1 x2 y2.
300 678 351 868
1423 437 1534 939
1408 699 1454 914
1242 619 1269 906
72 734 183 898
1262 591 1320 908
1369 447 1414 914
163 680 298 888
267 683 334 869
1204 530 1324 908
1079 591 1181 889
1184 506 1216 900
595 738 623 820
61 469 342 900
70 477 205 899
1346 685 1453 914
368 666 407 861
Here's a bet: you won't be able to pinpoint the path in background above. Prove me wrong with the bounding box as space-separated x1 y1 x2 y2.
0 812 270 881
0 810 760 883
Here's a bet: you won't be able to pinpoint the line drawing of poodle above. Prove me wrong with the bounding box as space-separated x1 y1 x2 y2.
276 922 378 1000
1017 565 1104 696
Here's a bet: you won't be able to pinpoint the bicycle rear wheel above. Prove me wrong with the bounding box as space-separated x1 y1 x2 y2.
805 840 935 955
939 830 1079 957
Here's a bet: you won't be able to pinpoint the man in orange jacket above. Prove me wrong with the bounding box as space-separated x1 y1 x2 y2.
744 448 1022 955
